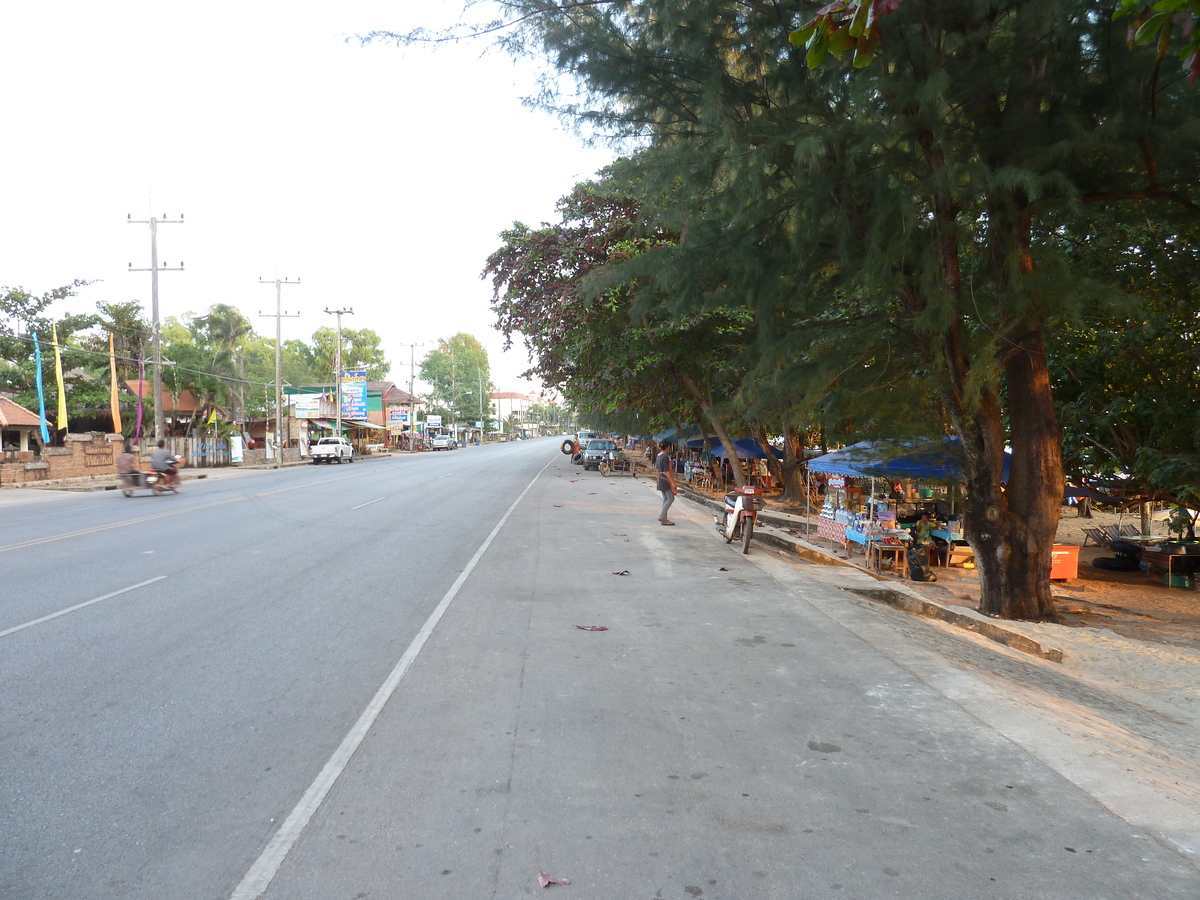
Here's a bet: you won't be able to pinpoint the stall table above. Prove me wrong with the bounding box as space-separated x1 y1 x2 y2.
931 528 974 567
867 540 909 578
817 518 849 555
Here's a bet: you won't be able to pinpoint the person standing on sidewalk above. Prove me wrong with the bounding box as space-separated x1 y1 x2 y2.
656 440 678 525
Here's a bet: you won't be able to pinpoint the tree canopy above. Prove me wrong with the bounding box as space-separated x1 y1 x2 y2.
419 333 491 425
458 0 1200 620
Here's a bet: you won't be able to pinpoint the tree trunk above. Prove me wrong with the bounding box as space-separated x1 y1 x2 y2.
678 374 745 489
779 421 806 504
754 422 784 491
697 420 722 482
946 336 1062 621
1140 501 1151 536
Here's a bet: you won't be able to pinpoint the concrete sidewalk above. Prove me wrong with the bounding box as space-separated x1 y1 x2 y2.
656 479 1200 861
677 483 1200 723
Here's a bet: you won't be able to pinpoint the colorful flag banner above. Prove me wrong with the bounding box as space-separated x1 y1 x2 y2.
32 332 50 444
109 332 123 434
52 324 68 434
135 357 145 448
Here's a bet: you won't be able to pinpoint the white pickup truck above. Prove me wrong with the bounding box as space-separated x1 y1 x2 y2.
310 436 354 464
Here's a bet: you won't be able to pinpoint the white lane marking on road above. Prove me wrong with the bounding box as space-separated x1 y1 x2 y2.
437 472 453 479
0 498 245 554
350 497 386 510
229 456 554 900
0 576 167 639
0 469 377 554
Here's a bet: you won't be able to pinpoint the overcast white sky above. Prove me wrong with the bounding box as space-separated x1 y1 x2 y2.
0 2 612 395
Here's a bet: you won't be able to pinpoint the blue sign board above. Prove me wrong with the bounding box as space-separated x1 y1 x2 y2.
340 370 368 419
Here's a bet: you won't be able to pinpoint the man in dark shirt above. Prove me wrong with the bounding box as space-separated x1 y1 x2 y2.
150 440 178 481
656 441 677 526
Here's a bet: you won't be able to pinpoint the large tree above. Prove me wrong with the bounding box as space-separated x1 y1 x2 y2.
419 333 491 425
484 177 759 485
455 0 1200 620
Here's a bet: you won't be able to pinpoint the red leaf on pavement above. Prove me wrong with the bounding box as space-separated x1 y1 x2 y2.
539 871 571 887
719 567 729 571
574 625 608 631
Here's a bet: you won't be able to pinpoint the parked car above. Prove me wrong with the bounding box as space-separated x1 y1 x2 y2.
431 434 456 450
582 438 618 471
310 436 354 464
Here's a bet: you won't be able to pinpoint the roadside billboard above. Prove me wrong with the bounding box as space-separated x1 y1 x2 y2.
426 414 442 428
292 395 321 418
340 370 367 419
387 405 409 432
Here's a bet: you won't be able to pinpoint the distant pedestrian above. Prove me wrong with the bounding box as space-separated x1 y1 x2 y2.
656 441 678 525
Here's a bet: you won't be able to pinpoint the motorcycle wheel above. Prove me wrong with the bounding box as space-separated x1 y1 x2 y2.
122 489 133 497
600 461 611 476
725 520 736 544
742 517 754 554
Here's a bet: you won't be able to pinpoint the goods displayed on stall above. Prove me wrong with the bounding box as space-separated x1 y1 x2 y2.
810 452 974 571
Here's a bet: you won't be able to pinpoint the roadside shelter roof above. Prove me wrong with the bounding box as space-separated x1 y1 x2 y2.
710 438 783 460
809 438 1011 483
0 397 45 428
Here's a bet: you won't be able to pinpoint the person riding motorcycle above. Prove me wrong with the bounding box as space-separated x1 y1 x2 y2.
117 443 139 476
150 440 178 484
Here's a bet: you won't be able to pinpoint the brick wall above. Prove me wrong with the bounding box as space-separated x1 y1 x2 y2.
0 433 124 487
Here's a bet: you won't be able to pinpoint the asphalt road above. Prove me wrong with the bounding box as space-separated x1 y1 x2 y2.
2 438 1197 899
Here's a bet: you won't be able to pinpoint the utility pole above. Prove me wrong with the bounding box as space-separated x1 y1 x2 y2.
478 372 487 444
259 276 301 468
397 341 423 452
128 212 184 443
324 307 354 438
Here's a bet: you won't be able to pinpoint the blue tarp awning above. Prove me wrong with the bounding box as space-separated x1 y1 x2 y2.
808 438 1010 483
652 425 702 444
710 438 783 460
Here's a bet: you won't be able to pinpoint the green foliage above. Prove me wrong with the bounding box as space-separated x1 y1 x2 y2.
1114 1 1200 82
1049 206 1200 509
419 333 491 424
309 326 389 381
484 175 755 433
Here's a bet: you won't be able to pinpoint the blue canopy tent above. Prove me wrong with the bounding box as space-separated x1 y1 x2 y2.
808 438 1010 483
652 425 703 444
709 438 783 460
805 438 1012 539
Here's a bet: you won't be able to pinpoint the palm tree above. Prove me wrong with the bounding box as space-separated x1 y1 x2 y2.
195 304 255 418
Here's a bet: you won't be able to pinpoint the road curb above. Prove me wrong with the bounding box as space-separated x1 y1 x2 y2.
677 485 1065 664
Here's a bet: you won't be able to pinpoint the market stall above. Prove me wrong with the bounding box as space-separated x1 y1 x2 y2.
807 438 1011 570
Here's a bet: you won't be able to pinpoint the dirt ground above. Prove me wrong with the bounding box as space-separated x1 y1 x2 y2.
879 507 1200 652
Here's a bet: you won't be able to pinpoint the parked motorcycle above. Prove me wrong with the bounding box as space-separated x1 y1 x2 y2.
715 484 763 554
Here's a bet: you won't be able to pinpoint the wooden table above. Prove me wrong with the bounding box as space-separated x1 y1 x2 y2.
1140 548 1200 587
868 541 908 578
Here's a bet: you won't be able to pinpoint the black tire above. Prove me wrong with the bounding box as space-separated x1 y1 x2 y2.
336 456 343 464
312 458 319 465
122 489 133 497
742 517 754 554
600 461 611 476
347 455 353 463
561 440 574 455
